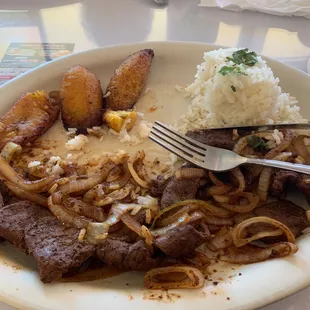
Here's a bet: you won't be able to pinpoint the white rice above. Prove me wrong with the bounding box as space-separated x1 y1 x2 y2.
178 48 307 133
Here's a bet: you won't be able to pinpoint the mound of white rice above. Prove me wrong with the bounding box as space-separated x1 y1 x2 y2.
178 48 306 133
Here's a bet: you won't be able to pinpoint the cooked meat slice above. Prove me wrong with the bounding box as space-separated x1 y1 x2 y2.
270 169 310 204
270 170 301 198
96 239 157 271
296 181 310 204
161 177 201 209
155 224 210 258
0 191 4 209
108 225 139 243
149 176 171 197
233 200 309 241
0 201 40 252
186 129 236 150
0 91 60 150
24 215 95 283
124 240 157 271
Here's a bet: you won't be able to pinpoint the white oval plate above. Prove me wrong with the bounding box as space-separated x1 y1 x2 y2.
1 42 310 310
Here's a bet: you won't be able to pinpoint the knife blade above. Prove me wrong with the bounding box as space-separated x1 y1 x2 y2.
208 123 310 132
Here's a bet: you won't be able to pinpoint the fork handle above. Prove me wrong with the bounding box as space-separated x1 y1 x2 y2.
246 158 310 175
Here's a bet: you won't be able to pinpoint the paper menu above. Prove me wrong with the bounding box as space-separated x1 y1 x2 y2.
0 43 74 85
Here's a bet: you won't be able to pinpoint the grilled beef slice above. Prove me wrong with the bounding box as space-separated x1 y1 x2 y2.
271 170 310 204
160 177 201 209
149 176 171 197
155 224 210 258
233 200 308 242
271 170 301 198
0 201 40 252
186 129 236 150
96 239 157 271
25 215 95 283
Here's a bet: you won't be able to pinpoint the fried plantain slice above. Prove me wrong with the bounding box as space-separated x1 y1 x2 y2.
60 65 103 133
105 49 154 111
0 90 60 150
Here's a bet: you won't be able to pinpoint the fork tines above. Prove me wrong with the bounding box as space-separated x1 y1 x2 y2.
149 121 208 167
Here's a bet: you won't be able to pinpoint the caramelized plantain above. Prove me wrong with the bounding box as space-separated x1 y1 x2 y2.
60 65 103 133
105 49 154 110
0 91 60 150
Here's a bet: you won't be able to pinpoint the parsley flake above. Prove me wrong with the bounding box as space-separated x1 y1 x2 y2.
246 135 267 150
226 48 258 67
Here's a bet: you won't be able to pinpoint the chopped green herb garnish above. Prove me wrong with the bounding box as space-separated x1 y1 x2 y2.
231 85 236 92
219 65 247 76
226 48 258 67
218 66 235 76
246 135 267 150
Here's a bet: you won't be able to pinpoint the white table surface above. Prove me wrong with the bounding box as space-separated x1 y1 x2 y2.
0 1 310 309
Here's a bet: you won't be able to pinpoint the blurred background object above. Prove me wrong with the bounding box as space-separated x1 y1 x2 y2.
199 0 310 19
154 0 169 5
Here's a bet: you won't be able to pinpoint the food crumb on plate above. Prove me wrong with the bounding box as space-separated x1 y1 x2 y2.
65 134 89 151
103 91 111 98
28 161 41 168
175 84 183 92
148 105 158 112
144 87 152 94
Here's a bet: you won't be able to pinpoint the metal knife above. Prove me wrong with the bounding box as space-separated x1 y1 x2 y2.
208 123 310 132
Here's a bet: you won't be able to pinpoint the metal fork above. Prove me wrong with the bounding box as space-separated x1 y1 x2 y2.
149 121 310 175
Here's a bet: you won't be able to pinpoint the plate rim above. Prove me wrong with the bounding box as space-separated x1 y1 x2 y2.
0 41 310 310
1 40 309 92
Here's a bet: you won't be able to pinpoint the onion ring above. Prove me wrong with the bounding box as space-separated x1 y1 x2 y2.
265 129 294 159
203 215 233 226
175 168 207 180
5 180 48 207
58 162 115 194
209 172 224 186
48 195 90 229
85 203 150 244
207 184 232 196
292 135 310 164
220 243 298 264
156 205 198 228
151 199 232 229
106 165 122 182
144 266 205 289
127 151 150 188
229 167 245 195
83 184 105 203
273 152 297 162
1 142 22 163
64 197 107 222
121 212 144 237
220 192 259 213
0 155 57 193
212 195 229 203
232 216 295 247
205 227 233 251
93 184 132 207
257 167 273 202
151 213 191 237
